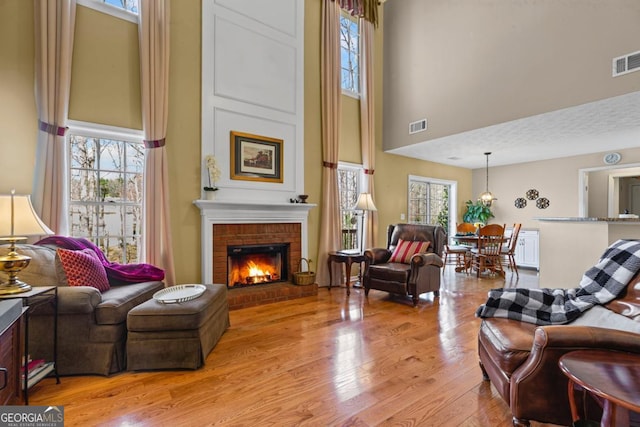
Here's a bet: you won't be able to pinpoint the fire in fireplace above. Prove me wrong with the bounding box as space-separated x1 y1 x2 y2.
227 243 289 288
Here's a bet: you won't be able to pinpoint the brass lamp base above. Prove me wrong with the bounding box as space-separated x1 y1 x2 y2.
0 280 32 295
0 237 32 295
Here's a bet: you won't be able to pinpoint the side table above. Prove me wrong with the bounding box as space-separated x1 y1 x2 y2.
327 251 368 296
559 349 640 427
0 286 60 404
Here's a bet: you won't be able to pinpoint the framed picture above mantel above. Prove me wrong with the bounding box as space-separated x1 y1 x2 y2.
230 131 283 183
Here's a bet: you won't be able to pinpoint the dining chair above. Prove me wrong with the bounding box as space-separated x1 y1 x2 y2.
470 224 505 278
500 223 522 277
443 223 476 273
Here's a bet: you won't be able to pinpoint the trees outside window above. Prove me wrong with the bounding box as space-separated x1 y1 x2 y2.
68 122 143 264
339 12 360 96
408 176 458 238
338 163 364 250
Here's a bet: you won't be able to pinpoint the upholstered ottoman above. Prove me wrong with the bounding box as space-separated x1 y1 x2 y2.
126 284 230 370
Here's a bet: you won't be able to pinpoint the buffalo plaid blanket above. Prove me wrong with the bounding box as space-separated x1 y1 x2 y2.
475 239 640 325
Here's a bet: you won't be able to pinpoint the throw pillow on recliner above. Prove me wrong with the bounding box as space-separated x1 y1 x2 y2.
389 239 430 264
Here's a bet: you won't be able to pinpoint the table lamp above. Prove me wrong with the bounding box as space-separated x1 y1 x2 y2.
0 191 54 294
354 193 377 253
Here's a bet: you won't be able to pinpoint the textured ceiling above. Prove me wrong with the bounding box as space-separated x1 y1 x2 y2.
386 91 640 170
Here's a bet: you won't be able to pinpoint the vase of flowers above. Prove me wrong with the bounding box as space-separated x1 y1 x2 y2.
204 154 221 200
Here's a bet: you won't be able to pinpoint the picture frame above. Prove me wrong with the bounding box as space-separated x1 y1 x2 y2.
230 131 283 183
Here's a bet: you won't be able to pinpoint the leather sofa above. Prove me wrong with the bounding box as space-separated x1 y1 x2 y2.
478 270 640 426
0 244 164 376
363 223 446 306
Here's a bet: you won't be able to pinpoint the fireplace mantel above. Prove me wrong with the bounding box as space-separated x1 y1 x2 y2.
194 200 315 284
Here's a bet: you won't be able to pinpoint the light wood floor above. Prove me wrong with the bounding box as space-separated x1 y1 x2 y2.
30 267 563 427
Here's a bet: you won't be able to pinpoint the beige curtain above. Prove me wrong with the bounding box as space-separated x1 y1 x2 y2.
32 0 76 234
317 0 343 287
360 19 378 249
139 0 175 286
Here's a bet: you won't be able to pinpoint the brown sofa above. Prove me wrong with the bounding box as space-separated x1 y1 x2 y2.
0 244 164 376
363 224 446 306
478 271 640 426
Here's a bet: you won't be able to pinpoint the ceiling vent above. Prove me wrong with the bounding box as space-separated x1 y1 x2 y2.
612 50 640 77
409 118 427 135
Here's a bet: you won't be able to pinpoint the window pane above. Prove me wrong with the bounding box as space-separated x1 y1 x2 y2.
70 169 98 202
339 14 360 94
125 143 144 173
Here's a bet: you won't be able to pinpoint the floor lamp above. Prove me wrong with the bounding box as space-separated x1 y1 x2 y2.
0 191 54 294
354 193 377 253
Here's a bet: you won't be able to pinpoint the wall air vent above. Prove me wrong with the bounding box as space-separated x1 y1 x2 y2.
613 50 640 77
409 118 427 135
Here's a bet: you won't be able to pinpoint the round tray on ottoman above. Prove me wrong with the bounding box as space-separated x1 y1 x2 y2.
126 283 230 371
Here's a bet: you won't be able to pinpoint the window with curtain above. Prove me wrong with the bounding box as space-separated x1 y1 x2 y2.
408 176 458 237
338 163 365 250
67 121 144 263
339 11 360 96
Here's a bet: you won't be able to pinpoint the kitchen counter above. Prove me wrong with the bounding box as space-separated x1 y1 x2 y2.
536 217 640 222
535 218 640 288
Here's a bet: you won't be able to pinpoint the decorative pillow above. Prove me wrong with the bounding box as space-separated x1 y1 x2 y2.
56 248 110 292
389 239 431 264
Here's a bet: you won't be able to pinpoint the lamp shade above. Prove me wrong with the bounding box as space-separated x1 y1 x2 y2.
354 193 377 211
0 194 54 237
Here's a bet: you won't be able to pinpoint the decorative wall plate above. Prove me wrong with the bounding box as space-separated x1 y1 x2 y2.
526 189 539 200
514 197 527 209
536 197 550 209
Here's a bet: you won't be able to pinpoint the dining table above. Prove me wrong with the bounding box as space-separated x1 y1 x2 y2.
451 233 508 275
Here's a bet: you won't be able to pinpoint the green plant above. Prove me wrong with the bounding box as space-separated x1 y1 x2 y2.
462 200 494 224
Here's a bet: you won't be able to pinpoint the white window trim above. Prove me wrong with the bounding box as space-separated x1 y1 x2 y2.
67 120 143 143
77 0 138 24
408 175 458 238
342 89 360 99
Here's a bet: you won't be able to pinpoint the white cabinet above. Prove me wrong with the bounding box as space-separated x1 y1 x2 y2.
514 229 539 270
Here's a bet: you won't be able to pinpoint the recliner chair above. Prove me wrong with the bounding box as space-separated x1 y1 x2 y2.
363 224 446 306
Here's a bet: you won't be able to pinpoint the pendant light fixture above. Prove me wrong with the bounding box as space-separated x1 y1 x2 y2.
478 152 497 207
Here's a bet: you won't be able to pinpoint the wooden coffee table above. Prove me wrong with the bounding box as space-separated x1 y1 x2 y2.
559 349 640 427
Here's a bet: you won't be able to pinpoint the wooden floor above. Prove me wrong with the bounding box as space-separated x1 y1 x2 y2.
30 267 563 427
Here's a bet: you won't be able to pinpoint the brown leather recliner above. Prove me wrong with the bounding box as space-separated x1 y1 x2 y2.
363 224 445 306
478 271 640 426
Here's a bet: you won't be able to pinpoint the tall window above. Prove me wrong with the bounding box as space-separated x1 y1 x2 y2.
408 176 458 238
339 12 360 96
338 163 364 250
67 122 144 264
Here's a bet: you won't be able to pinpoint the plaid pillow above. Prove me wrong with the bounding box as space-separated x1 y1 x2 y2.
389 239 430 264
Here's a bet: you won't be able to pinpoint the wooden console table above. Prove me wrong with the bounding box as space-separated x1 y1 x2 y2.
559 349 640 427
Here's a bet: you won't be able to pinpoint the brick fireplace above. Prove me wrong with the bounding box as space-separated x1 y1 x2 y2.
212 223 300 286
194 200 317 309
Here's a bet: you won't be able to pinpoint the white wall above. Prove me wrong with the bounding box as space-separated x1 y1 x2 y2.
201 0 304 203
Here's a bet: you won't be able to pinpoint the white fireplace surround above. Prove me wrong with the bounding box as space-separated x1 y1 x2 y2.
194 200 315 284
